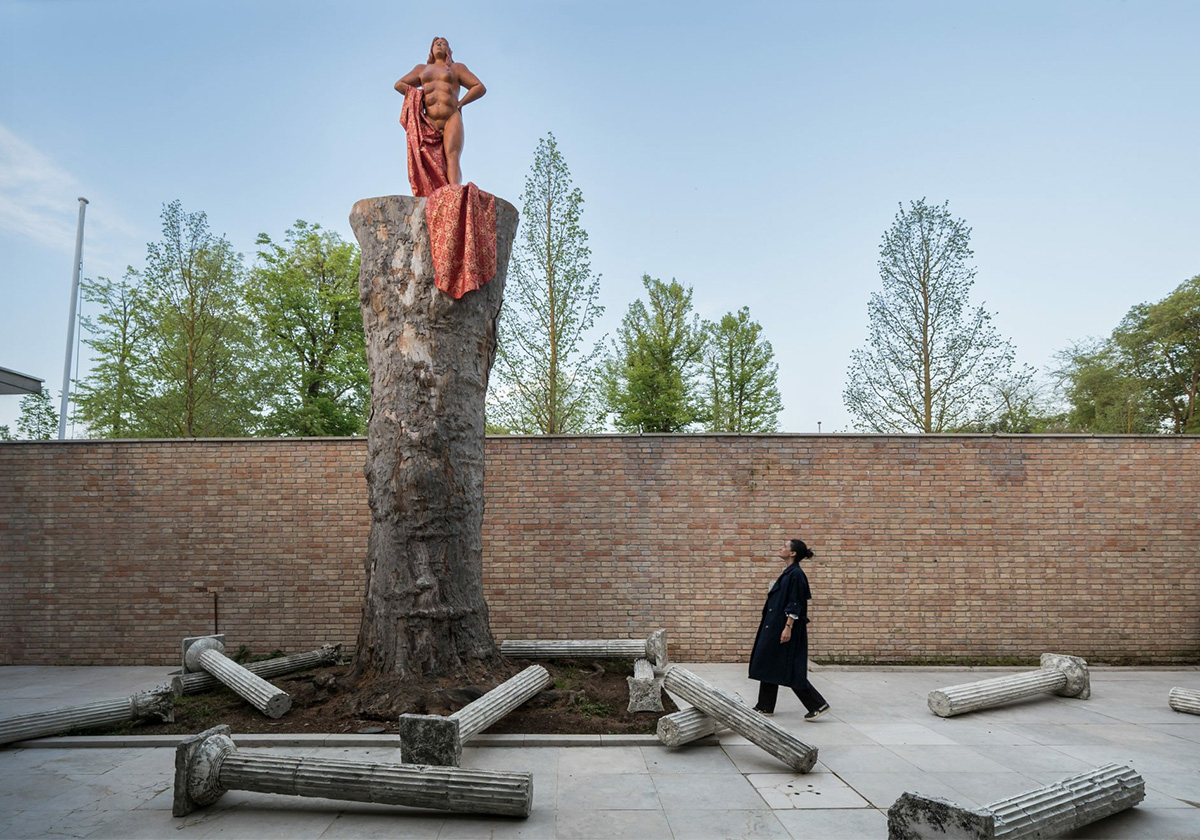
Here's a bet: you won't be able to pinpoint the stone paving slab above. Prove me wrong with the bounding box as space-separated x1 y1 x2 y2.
0 663 1197 838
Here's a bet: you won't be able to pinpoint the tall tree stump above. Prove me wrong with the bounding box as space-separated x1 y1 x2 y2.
350 194 518 680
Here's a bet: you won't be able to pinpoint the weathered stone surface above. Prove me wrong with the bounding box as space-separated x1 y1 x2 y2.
662 665 817 772
172 644 341 696
656 707 720 746
1168 686 1200 715
351 194 518 681
627 658 664 713
400 664 550 765
0 687 174 746
927 654 1090 718
174 724 532 818
501 629 669 667
182 635 292 719
886 763 1143 839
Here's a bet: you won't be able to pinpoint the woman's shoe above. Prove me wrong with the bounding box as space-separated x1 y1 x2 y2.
804 703 830 721
752 707 775 717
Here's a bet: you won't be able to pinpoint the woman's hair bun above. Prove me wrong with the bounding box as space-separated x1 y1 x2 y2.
790 538 815 560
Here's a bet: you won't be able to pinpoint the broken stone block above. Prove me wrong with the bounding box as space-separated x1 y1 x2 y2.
627 658 664 713
927 653 1090 718
399 664 551 766
887 763 1143 839
662 665 817 773
172 644 341 696
0 687 174 746
173 725 531 818
656 707 722 746
182 634 291 719
1168 687 1200 715
501 628 668 668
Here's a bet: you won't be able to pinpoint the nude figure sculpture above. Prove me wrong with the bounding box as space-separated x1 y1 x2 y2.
395 37 486 192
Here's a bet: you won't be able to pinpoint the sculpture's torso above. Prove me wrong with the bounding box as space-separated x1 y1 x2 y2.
419 63 460 130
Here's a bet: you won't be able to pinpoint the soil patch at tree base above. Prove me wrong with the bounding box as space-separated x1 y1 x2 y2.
95 658 678 738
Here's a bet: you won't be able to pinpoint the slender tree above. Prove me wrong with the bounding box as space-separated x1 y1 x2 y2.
247 221 367 436
74 275 148 438
844 199 1018 432
703 307 783 432
135 201 261 437
16 388 57 440
489 134 604 433
603 276 706 432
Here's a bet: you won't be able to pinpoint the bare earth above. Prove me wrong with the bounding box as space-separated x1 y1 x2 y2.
100 658 678 737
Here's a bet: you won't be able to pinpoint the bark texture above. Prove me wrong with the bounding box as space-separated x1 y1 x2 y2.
350 194 518 679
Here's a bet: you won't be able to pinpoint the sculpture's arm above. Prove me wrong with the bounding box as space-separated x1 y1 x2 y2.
454 63 487 109
394 65 424 96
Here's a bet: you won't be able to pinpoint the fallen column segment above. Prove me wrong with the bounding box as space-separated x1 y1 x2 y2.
887 763 1143 839
173 725 531 818
656 707 724 746
172 644 341 697
927 653 1090 718
627 658 664 713
1168 687 1200 715
662 665 817 773
0 687 174 746
182 635 291 719
400 665 551 766
501 629 668 668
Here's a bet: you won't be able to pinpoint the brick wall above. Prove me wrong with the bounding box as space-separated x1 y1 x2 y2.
1 435 1197 666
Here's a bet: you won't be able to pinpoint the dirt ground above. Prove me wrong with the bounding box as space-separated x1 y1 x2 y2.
102 658 679 737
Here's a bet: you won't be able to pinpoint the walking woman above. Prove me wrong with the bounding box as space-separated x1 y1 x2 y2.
749 539 830 720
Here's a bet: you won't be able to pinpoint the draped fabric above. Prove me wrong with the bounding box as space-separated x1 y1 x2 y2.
425 183 496 299
400 88 498 299
400 88 448 198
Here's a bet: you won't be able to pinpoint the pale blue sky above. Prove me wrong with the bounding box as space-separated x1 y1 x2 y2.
2 0 1198 434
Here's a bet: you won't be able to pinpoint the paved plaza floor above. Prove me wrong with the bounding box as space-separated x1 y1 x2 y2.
0 663 1197 839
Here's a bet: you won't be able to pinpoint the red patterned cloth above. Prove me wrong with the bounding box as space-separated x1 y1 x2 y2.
400 88 449 197
425 183 497 299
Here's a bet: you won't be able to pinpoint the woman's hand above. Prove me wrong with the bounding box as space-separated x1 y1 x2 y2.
780 625 792 643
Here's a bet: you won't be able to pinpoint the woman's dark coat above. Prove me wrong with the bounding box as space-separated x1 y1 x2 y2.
748 562 812 687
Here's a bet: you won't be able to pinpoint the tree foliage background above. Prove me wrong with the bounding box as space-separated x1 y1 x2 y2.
603 276 707 433
844 199 1022 433
489 134 605 434
703 307 783 432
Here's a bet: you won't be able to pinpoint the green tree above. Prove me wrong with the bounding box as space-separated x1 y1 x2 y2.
16 388 57 440
74 275 148 438
1055 275 1200 434
134 201 261 437
1054 339 1156 433
703 307 783 432
0 425 12 441
489 134 605 433
603 276 706 432
1112 275 1200 433
844 199 1019 433
247 221 367 436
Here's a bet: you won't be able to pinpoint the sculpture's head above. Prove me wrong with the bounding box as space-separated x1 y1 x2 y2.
428 37 453 64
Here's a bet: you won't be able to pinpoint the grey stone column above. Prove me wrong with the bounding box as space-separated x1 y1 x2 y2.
183 635 291 719
0 688 174 746
399 665 551 766
887 763 1143 839
927 653 1090 718
501 629 668 667
662 666 817 773
656 707 722 746
173 725 531 818
627 659 664 712
1168 687 1200 715
172 644 341 696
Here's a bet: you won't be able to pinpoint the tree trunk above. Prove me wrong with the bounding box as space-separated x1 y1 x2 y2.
349 194 518 680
